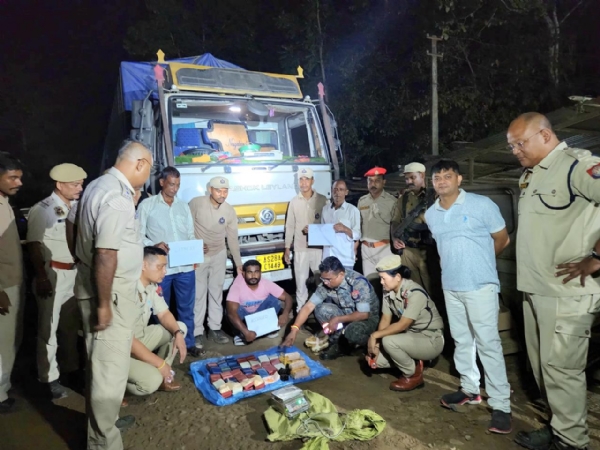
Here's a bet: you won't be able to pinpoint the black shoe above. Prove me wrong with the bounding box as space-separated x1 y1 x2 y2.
48 380 68 399
319 342 344 360
115 415 135 432
187 346 205 358
0 398 16 414
488 410 512 434
515 425 553 450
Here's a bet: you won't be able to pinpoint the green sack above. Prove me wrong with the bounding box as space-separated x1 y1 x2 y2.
264 390 386 450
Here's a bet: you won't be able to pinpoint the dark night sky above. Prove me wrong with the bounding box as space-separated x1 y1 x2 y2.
1 0 599 206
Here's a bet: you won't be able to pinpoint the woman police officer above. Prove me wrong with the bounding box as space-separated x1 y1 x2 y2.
367 254 444 391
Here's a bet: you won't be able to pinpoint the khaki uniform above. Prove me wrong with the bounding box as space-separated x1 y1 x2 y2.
390 189 432 293
188 195 241 335
126 281 187 396
375 279 444 376
517 142 600 449
284 191 327 311
27 192 79 383
358 191 396 276
0 194 24 403
75 167 143 450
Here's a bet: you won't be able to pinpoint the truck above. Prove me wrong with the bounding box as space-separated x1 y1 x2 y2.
103 51 341 288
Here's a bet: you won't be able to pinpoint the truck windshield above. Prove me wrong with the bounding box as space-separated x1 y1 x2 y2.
169 97 329 166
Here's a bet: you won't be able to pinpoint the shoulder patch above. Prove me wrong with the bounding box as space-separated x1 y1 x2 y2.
586 163 600 179
351 290 359 299
156 286 163 297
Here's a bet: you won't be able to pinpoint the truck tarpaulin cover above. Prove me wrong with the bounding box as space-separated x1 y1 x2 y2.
120 53 243 111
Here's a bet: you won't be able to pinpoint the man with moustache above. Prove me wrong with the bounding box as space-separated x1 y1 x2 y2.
358 167 397 276
27 163 87 399
391 162 435 294
226 259 293 345
138 166 201 357
507 113 600 450
284 168 327 312
75 139 153 449
189 176 242 347
320 179 361 270
0 152 24 414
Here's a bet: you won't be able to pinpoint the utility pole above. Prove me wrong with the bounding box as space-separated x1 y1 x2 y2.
427 35 443 156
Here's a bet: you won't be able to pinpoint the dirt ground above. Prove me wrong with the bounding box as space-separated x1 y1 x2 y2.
3 321 600 450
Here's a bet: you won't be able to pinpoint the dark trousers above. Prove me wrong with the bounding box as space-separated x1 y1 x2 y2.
160 271 196 348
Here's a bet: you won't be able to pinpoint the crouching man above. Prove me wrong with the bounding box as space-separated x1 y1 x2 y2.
226 259 293 346
283 256 380 360
127 247 188 396
368 255 444 391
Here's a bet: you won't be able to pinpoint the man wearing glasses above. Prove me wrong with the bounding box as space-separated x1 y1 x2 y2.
282 256 380 360
508 113 600 450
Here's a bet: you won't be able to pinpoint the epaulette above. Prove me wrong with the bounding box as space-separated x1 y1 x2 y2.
564 147 592 160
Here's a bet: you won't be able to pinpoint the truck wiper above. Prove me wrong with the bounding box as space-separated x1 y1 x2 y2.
200 156 244 172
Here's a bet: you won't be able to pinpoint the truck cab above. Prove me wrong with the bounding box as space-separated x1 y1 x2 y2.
108 52 338 288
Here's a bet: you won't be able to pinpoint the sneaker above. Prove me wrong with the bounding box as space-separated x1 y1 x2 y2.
115 415 135 432
266 330 280 339
514 426 553 450
48 380 68 400
186 346 205 358
208 329 230 344
234 335 246 346
0 398 16 414
489 410 512 434
440 388 482 408
194 335 204 349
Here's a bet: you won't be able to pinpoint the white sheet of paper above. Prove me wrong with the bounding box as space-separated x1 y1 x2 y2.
308 223 337 246
245 307 280 337
167 239 204 267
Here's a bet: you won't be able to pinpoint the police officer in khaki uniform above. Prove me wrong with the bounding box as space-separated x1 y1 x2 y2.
189 176 242 347
508 113 600 450
127 247 187 396
0 152 24 414
357 167 397 276
27 163 87 399
284 168 327 312
391 162 435 293
75 140 152 450
367 255 444 392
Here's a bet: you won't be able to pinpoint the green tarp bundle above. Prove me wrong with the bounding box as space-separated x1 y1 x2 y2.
264 390 386 450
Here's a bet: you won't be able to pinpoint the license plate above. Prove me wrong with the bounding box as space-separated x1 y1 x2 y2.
256 252 285 272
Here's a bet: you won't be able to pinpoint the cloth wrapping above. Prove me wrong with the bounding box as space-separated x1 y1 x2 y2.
264 390 386 450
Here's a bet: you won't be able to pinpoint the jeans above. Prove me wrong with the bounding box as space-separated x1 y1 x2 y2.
160 270 196 348
236 295 282 322
444 284 511 413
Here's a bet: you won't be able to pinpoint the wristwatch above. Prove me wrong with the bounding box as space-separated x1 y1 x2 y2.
173 329 185 338
592 250 600 261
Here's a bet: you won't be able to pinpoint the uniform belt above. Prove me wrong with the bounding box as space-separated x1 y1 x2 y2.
361 240 390 248
51 261 76 270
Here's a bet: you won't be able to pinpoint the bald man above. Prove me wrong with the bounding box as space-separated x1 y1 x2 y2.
76 139 153 450
508 113 600 450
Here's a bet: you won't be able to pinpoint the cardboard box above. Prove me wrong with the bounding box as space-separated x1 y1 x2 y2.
498 305 512 331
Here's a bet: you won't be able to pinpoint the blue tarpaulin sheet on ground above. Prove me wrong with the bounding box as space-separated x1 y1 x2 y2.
120 53 243 111
189 346 331 406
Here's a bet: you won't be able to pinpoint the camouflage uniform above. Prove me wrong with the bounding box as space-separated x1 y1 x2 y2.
309 269 380 346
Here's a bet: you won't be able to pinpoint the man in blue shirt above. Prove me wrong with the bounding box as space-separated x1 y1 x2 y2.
138 166 202 357
425 160 511 435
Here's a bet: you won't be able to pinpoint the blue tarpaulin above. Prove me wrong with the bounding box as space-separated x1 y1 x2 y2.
120 53 243 111
189 346 332 406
